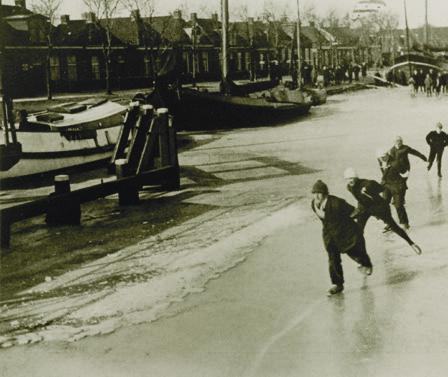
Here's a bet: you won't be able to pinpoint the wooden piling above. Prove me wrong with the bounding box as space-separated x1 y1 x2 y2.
46 175 81 226
157 108 171 168
116 159 140 205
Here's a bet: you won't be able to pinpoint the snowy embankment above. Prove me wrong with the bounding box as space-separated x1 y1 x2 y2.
0 200 310 347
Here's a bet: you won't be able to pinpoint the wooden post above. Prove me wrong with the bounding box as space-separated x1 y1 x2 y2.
0 220 11 252
46 175 81 226
116 159 139 205
109 101 140 171
157 108 170 167
126 104 154 174
166 115 181 190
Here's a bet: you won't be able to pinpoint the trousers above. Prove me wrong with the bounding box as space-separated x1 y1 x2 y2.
357 207 413 245
326 238 372 286
428 148 444 175
382 188 409 225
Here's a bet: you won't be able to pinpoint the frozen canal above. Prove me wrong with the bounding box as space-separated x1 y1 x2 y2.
1 87 448 376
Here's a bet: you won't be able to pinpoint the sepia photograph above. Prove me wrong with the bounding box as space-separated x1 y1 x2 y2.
1 0 448 375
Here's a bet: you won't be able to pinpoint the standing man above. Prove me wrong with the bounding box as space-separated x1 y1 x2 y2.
426 122 448 177
388 136 427 174
344 168 422 255
311 180 373 296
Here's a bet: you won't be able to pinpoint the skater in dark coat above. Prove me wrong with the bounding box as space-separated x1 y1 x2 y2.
426 122 448 177
343 168 422 255
311 180 373 296
377 150 411 228
388 136 427 174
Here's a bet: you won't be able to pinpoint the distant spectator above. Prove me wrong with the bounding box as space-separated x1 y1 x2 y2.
424 73 433 97
361 62 367 78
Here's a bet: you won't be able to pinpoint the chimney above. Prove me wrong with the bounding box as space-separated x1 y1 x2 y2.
190 12 198 23
173 9 182 20
211 13 218 23
83 12 96 24
309 21 315 28
60 15 70 25
15 0 26 8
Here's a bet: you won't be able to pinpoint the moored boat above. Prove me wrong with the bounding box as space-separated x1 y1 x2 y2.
0 98 126 186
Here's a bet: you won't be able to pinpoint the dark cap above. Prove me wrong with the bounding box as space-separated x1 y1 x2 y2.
312 180 329 195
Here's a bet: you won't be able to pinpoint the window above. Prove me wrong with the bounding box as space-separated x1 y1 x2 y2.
201 51 209 72
50 56 60 81
237 52 243 71
91 56 100 80
245 52 251 71
144 54 152 77
67 55 77 81
182 51 191 73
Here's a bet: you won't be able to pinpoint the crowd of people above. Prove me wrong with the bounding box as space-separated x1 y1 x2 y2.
271 60 369 88
311 122 448 296
388 68 448 97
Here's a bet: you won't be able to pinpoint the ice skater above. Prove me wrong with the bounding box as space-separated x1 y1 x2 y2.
426 122 448 178
388 136 427 176
311 180 373 296
343 168 422 255
377 150 411 229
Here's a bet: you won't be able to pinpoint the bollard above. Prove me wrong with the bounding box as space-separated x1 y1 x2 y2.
46 175 81 226
116 159 139 205
54 174 71 194
1 220 11 252
157 108 171 167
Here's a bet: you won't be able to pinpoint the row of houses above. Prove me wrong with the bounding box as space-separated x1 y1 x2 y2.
1 1 447 98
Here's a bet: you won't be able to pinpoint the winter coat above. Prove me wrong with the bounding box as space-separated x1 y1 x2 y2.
311 195 361 253
388 144 427 173
347 178 388 216
382 162 407 194
426 131 448 151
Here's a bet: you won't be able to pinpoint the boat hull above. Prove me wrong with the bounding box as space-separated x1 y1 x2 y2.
0 125 122 185
177 89 311 130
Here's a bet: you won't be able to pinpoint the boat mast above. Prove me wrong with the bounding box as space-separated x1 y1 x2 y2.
403 0 412 77
424 0 429 46
221 0 229 81
296 0 302 89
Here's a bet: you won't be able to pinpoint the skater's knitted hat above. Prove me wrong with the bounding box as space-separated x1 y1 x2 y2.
437 122 443 129
311 180 329 195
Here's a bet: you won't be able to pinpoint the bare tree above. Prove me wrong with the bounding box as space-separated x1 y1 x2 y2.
122 0 157 80
31 0 61 99
323 8 340 28
83 0 122 94
301 1 320 25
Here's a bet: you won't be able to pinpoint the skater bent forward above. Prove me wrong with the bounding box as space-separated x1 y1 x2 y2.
311 180 373 296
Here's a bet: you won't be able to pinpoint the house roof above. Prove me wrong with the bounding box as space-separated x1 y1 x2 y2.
148 16 190 45
54 19 122 46
0 4 33 19
0 18 30 45
324 27 359 46
185 17 221 45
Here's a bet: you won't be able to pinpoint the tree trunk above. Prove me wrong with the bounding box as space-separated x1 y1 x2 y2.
46 46 53 100
105 47 112 95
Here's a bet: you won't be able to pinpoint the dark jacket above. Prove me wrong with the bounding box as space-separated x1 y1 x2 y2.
347 178 388 215
426 131 448 151
312 195 362 253
388 145 427 173
382 161 407 194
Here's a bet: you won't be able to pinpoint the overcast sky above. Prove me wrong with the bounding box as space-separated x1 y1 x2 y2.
7 0 448 27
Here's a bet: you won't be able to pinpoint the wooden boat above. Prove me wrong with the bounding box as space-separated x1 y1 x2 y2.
0 98 126 186
175 87 311 130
